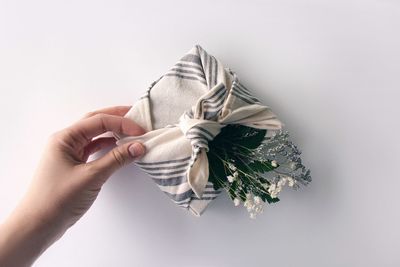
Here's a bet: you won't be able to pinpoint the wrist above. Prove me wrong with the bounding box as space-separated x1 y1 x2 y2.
0 201 67 267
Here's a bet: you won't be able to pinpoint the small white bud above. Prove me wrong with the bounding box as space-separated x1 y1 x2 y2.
277 178 287 187
255 205 263 213
233 198 241 206
268 184 276 192
254 196 262 204
270 191 278 198
271 160 278 167
228 163 237 171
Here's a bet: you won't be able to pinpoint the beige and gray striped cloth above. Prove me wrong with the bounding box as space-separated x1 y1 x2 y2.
116 45 282 216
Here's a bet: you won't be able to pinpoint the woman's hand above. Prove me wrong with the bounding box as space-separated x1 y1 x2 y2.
0 106 146 267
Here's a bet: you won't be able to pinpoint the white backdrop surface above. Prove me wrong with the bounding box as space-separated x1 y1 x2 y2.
0 0 399 266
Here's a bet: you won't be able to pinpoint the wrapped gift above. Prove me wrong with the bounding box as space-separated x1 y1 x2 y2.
116 45 311 217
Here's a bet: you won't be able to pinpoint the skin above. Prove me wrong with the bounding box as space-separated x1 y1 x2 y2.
0 106 146 267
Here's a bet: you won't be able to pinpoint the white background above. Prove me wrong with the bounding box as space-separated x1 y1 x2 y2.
1 0 399 266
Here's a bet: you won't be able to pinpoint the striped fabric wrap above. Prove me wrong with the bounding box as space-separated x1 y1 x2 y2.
116 45 282 216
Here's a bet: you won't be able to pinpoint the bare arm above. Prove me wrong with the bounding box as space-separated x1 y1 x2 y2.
0 106 146 267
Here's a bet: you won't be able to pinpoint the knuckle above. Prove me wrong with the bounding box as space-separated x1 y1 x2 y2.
47 127 82 148
84 111 96 118
111 148 126 167
92 113 106 120
48 130 65 144
84 111 109 120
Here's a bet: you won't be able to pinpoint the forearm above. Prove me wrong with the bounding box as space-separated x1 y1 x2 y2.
0 106 145 266
0 201 65 267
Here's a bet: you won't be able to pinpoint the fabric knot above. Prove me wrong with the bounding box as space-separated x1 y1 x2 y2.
178 114 224 152
176 111 225 199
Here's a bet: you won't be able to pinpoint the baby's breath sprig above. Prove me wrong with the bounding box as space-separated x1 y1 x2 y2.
207 125 311 219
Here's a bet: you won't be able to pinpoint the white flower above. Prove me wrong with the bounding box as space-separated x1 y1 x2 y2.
233 198 241 206
288 177 295 187
243 192 266 219
254 196 262 204
271 160 278 167
228 163 237 171
254 205 263 214
268 183 276 192
277 178 287 187
227 175 234 183
244 199 252 208
246 205 253 212
268 183 281 198
233 171 239 178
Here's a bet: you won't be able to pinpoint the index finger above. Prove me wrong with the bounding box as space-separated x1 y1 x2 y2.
82 106 132 119
67 114 145 144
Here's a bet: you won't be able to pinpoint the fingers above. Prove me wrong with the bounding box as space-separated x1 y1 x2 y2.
82 137 116 162
82 106 132 119
68 114 145 145
88 142 145 177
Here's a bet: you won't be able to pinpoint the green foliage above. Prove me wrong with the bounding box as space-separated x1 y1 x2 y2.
207 124 280 204
207 149 226 189
248 160 276 173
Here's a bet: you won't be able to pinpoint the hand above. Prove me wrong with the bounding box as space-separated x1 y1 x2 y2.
0 106 146 267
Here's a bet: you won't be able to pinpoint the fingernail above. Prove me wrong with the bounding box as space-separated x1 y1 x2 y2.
128 143 145 158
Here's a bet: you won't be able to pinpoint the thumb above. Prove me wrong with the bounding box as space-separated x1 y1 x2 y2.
91 142 145 177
